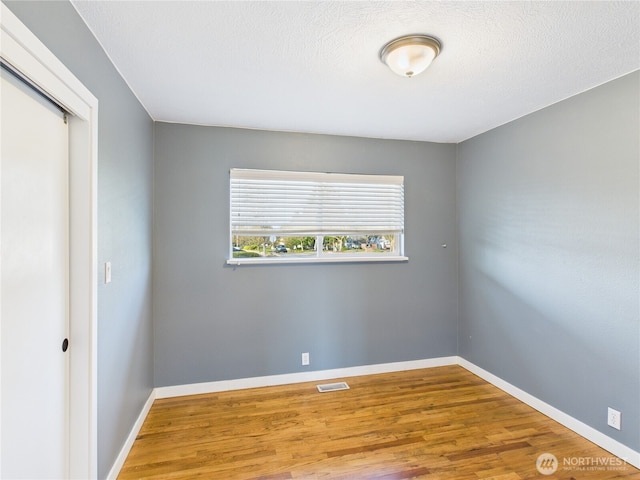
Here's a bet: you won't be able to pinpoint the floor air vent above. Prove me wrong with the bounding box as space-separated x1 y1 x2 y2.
317 382 350 393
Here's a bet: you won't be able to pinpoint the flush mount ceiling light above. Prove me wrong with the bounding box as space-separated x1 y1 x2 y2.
379 34 442 78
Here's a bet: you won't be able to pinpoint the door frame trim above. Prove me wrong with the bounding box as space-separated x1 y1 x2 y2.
1 4 98 478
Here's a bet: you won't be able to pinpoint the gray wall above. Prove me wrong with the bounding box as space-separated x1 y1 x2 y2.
4 1 155 477
457 71 640 450
153 124 458 387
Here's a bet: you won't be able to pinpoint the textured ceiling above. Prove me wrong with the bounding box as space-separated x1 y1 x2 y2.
71 1 639 143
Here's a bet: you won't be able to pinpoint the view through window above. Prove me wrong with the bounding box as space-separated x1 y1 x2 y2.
229 169 406 263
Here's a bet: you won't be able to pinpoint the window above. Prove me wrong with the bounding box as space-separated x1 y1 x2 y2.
228 168 407 264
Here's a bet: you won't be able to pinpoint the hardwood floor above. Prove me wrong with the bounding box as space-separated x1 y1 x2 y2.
118 366 640 479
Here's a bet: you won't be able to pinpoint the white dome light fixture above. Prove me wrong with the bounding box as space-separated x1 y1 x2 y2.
379 34 442 78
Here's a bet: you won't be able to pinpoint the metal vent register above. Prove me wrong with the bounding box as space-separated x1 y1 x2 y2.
316 382 350 393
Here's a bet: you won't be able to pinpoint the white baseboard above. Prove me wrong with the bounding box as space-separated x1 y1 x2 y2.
108 356 640 478
457 357 640 469
106 389 156 480
154 356 459 399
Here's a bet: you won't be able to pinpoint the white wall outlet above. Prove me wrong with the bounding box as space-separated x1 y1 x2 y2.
301 352 310 366
608 407 621 430
105 261 112 284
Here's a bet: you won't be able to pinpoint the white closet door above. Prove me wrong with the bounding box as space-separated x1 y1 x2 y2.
1 67 70 479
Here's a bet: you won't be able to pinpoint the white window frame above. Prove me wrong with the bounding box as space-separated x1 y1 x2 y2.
227 168 408 265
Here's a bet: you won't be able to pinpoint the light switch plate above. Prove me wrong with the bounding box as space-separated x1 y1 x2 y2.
105 262 112 284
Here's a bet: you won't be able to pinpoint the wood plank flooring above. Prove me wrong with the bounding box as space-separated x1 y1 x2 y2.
118 365 640 479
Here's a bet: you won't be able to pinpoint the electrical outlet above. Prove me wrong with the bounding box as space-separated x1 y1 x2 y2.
301 352 310 366
608 407 621 430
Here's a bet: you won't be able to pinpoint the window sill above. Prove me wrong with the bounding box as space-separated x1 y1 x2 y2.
226 256 409 266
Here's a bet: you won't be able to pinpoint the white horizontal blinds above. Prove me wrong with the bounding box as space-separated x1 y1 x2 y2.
230 169 404 235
